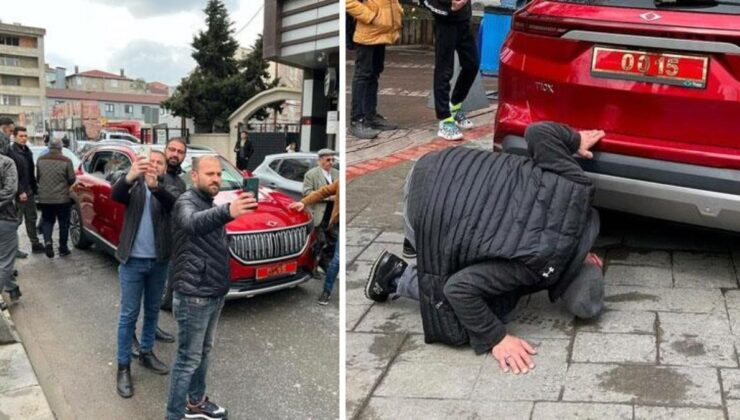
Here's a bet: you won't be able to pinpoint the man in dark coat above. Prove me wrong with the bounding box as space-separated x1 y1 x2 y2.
10 127 44 254
365 121 606 374
233 131 254 171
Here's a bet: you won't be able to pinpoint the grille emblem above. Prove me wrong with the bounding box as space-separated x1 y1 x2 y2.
640 12 661 22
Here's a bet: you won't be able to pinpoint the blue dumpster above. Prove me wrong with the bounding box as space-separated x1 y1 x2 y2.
479 6 515 76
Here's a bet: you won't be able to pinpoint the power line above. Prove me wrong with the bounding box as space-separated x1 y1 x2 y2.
235 3 264 35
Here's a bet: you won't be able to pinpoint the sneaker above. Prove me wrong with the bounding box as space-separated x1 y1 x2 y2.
15 250 28 259
59 246 71 257
44 243 54 258
185 396 228 419
437 120 463 141
365 251 408 302
8 288 21 302
402 239 417 259
31 243 45 254
453 108 474 130
367 113 399 131
350 119 381 140
318 291 331 306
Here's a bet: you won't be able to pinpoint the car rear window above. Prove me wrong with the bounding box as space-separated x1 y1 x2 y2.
552 0 740 15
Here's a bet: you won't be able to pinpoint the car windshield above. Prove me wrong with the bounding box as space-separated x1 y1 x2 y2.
179 154 243 191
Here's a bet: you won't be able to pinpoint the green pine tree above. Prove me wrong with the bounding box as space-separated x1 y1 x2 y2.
163 0 279 133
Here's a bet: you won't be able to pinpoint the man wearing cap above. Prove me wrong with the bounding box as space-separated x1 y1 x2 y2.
36 137 76 258
303 149 339 273
364 121 606 374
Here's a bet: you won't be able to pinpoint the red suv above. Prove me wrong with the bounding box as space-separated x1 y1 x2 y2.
495 0 740 232
69 144 317 306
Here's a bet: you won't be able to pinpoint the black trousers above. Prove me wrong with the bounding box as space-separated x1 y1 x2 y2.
40 203 71 248
351 44 386 122
433 19 480 120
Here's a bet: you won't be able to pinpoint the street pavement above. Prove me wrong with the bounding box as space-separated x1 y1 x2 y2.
346 138 740 420
8 228 339 419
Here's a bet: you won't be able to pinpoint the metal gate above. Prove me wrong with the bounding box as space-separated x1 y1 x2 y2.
140 127 190 144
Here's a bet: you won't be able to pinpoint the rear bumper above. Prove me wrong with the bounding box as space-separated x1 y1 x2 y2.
225 272 313 300
502 135 740 232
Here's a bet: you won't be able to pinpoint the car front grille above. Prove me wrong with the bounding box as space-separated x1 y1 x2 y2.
228 223 311 264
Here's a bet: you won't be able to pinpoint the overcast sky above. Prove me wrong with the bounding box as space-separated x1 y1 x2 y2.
2 0 264 86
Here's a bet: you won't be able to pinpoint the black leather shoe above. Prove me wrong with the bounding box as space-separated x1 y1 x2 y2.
155 326 175 343
402 239 417 259
59 246 71 257
31 243 45 254
367 113 399 131
44 243 54 258
8 288 21 302
12 270 17 277
131 333 140 358
365 251 408 302
139 351 169 375
116 365 133 398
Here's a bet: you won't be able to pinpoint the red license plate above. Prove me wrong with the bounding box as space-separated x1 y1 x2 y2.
255 261 298 281
591 46 709 89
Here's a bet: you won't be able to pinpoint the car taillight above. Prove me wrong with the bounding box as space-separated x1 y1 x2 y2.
511 10 569 37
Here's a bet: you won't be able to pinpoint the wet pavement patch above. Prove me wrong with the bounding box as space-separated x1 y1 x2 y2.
671 336 707 357
598 365 691 404
605 292 659 303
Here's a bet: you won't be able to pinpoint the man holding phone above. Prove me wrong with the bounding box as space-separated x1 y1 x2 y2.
112 148 184 398
166 155 256 420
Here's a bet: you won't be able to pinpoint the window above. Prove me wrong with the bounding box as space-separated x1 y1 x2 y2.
0 35 19 46
180 155 243 191
0 55 21 67
269 159 282 172
1 95 21 106
110 79 118 88
278 158 313 182
124 105 134 114
106 152 131 176
104 103 114 113
75 78 81 86
88 151 113 178
0 75 20 86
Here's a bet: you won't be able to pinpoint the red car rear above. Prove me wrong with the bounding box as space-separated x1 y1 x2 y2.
495 0 740 231
69 144 317 305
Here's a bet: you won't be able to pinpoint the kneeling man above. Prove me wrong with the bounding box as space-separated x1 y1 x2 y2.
365 122 606 374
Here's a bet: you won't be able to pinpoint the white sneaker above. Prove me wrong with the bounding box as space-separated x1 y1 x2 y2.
453 109 474 130
438 120 464 141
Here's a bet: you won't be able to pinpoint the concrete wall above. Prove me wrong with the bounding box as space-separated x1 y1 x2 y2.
189 133 236 166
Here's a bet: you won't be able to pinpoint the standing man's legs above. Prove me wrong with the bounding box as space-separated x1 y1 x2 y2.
19 193 42 252
115 258 147 398
433 19 458 122
350 44 382 139
366 45 385 118
0 220 19 306
319 239 340 305
166 293 226 420
448 19 480 130
139 261 169 357
41 204 57 258
57 203 72 254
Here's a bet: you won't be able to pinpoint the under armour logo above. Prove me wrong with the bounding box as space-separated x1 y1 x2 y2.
542 267 555 278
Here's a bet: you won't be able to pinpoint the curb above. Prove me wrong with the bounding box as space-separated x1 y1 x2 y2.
0 305 55 419
347 123 495 182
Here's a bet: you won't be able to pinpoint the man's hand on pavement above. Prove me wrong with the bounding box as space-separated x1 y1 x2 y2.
288 202 305 212
126 156 149 183
492 334 537 375
577 130 606 159
451 0 468 11
229 192 258 218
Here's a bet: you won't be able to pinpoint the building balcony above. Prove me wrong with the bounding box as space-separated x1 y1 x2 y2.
0 65 41 78
0 104 43 115
0 44 41 58
0 85 42 97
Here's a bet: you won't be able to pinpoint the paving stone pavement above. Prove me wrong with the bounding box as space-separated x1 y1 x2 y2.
346 139 740 419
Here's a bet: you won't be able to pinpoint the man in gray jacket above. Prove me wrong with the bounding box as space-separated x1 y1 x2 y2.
36 138 76 258
303 149 339 270
0 136 19 309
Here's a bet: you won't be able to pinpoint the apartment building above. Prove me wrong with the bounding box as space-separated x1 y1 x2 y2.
0 21 46 136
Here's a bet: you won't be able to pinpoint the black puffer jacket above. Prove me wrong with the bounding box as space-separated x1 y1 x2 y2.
423 0 471 21
408 122 600 348
170 188 234 298
110 167 186 264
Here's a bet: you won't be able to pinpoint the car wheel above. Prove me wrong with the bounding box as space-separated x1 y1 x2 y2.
160 277 173 311
70 205 93 249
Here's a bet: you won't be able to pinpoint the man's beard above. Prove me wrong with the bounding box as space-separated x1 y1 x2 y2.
167 158 181 171
196 183 218 198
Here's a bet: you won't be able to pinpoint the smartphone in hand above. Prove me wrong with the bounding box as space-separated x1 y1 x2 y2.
243 177 260 202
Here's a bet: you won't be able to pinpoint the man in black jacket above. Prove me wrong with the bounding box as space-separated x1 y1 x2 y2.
233 131 254 171
365 122 606 374
424 0 480 141
112 148 186 398
165 155 256 420
10 127 44 255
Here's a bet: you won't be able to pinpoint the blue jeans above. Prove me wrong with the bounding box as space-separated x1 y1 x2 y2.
117 258 168 365
166 292 225 420
324 239 340 294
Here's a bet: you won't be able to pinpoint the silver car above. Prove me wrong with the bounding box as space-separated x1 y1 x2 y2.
252 152 340 201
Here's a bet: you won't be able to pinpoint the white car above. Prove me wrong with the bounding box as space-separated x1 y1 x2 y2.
252 152 340 201
97 130 140 143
